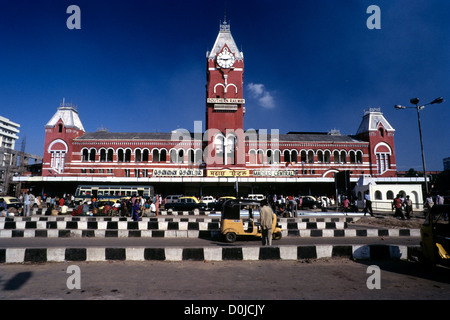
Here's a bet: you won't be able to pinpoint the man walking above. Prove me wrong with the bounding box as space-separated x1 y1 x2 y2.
260 199 274 246
364 191 374 216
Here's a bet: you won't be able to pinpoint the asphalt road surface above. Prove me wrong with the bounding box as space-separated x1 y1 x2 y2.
1 258 449 301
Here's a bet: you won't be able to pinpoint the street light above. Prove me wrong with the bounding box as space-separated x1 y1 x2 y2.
394 97 444 195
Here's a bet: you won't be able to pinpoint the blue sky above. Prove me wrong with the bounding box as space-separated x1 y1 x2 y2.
0 0 449 171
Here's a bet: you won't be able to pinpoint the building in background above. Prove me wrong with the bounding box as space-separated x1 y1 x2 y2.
15 21 421 198
444 157 450 171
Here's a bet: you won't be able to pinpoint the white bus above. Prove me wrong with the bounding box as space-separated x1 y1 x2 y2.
74 185 154 202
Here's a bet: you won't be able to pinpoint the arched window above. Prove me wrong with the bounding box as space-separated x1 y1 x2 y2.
160 149 167 162
125 149 131 162
89 149 96 162
300 150 307 163
340 151 346 164
283 150 290 162
324 150 331 163
291 150 298 163
82 149 89 162
107 149 114 162
349 151 356 164
356 150 363 163
152 149 160 163
214 135 225 165
333 151 340 164
135 149 142 162
49 139 68 173
226 135 236 165
170 149 177 163
249 150 257 164
257 150 264 164
267 150 273 164
178 149 184 163
195 149 202 164
317 150 324 163
118 149 124 162
100 149 106 162
375 190 382 200
386 190 394 200
308 150 314 163
188 149 195 164
274 150 281 163
142 149 149 162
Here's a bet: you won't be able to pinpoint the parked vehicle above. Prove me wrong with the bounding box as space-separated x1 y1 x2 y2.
420 204 450 266
164 195 183 205
300 196 321 209
213 196 236 211
200 196 216 209
221 199 282 243
0 196 23 212
164 196 207 212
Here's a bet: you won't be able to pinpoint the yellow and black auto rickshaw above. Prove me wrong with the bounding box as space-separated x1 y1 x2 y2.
420 204 450 266
221 199 282 243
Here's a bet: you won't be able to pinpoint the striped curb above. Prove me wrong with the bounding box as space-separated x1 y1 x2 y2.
0 228 421 238
0 245 421 263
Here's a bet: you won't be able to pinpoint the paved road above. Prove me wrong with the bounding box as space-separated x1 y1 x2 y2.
1 258 449 302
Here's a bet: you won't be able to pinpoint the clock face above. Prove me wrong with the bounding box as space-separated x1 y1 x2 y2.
217 48 235 68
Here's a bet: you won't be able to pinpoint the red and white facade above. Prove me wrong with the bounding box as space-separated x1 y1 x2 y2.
33 21 400 195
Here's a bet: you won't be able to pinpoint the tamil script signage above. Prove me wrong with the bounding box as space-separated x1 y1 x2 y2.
153 169 204 177
207 169 250 177
252 170 298 177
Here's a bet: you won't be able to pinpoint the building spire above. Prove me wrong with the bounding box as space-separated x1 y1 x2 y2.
220 1 230 32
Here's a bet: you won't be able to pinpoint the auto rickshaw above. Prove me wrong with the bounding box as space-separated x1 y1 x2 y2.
221 199 282 243
420 204 450 266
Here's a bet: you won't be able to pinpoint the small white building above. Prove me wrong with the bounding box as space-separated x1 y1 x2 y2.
354 175 424 212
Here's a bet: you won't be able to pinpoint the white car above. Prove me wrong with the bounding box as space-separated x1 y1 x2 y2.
200 196 216 208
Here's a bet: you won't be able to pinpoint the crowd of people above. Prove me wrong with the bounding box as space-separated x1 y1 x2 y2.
71 195 161 221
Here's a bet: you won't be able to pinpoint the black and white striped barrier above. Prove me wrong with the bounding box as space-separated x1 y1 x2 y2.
0 244 420 263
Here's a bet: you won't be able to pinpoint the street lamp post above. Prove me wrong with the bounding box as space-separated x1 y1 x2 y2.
394 97 444 195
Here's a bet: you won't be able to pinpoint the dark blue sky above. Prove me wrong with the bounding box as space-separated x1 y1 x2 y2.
0 0 449 171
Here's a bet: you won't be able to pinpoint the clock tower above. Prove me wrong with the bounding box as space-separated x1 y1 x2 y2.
205 20 245 167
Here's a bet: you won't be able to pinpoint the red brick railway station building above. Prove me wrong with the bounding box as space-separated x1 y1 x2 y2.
16 21 414 198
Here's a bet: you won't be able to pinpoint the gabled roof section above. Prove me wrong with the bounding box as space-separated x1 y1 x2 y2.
46 105 85 132
356 108 394 135
207 21 243 60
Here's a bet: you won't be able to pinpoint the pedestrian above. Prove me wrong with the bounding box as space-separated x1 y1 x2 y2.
288 197 297 217
404 195 413 219
260 199 274 246
155 195 160 216
436 194 444 205
23 191 32 217
120 199 128 217
132 200 141 221
342 196 350 215
150 200 157 216
424 194 434 213
0 198 7 213
392 194 405 219
363 191 374 216
280 195 285 210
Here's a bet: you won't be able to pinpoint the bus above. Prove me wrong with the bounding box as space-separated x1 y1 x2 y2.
74 185 154 203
